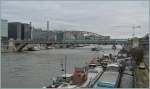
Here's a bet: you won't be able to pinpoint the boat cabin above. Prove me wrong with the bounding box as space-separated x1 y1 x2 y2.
93 71 120 88
61 74 73 82
88 64 97 69
106 63 120 72
72 67 87 86
88 58 99 69
53 74 73 84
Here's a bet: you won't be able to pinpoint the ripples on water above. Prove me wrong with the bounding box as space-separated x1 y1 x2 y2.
1 45 122 88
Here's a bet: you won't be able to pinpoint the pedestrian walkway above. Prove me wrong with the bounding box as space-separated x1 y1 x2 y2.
135 65 149 88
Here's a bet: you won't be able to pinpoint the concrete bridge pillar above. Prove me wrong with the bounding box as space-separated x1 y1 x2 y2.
8 38 16 52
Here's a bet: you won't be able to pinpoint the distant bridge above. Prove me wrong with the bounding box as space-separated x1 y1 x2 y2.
10 39 128 52
14 39 128 44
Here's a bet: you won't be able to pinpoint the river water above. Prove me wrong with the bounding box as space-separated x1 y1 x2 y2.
1 45 122 88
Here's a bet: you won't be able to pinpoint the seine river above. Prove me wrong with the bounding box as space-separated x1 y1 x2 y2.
1 45 122 88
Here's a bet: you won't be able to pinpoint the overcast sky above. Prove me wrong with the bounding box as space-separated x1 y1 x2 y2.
1 0 149 39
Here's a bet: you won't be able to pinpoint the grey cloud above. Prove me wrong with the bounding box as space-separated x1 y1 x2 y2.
1 1 149 38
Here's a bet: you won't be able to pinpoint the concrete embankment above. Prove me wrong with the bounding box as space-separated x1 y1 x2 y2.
134 64 149 88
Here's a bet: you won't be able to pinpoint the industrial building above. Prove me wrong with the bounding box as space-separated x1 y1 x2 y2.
32 28 47 41
1 19 8 52
8 22 31 40
1 19 8 40
31 29 110 42
21 23 31 40
32 28 55 41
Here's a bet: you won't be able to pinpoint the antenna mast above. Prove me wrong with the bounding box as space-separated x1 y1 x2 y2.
65 56 67 81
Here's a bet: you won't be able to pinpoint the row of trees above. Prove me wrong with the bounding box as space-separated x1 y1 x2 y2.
128 47 144 65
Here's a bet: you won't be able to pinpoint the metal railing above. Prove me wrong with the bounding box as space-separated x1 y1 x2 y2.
13 39 128 44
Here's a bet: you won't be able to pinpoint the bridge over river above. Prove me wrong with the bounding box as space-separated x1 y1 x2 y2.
7 39 128 52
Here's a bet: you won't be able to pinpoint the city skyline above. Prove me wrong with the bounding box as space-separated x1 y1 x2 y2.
1 0 149 39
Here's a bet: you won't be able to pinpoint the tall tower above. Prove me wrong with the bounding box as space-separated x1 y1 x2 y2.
47 21 49 31
47 21 50 41
30 22 32 40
